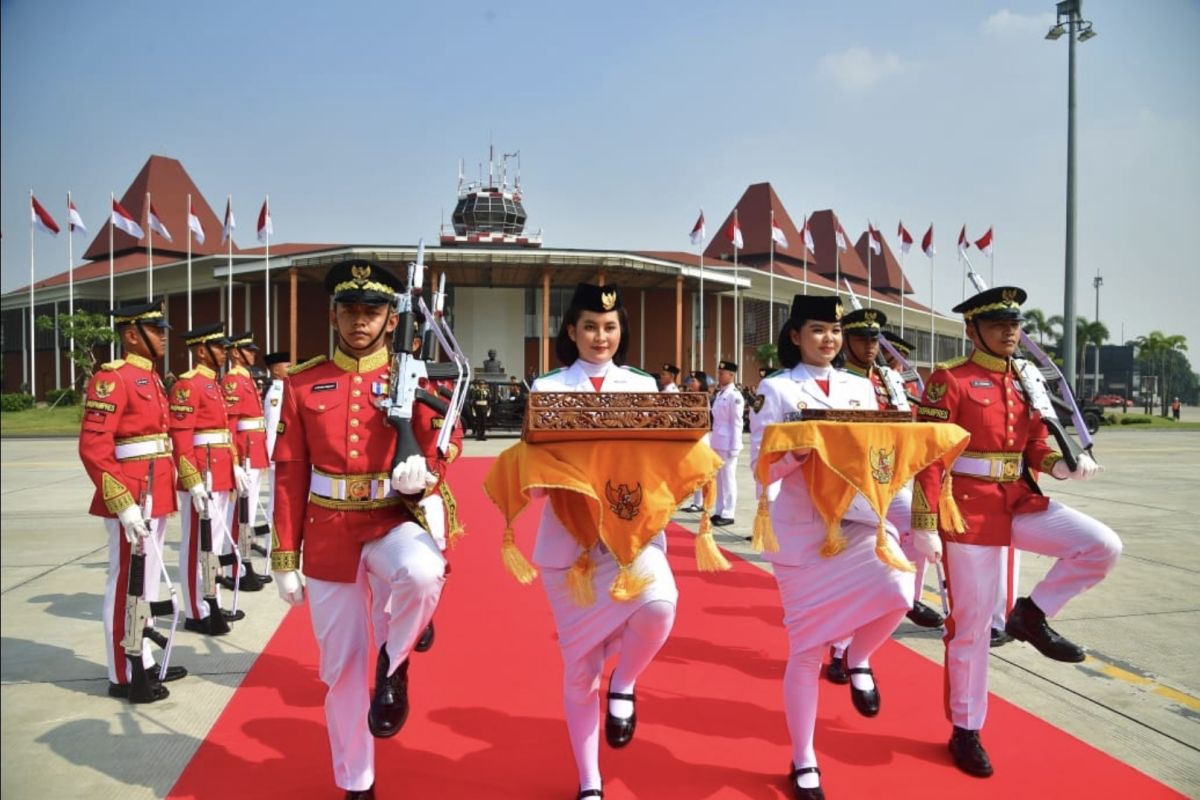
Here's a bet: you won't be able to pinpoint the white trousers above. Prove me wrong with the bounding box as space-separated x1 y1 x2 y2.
177 491 231 620
943 500 1121 730
368 494 446 646
103 517 168 684
992 547 1021 628
223 467 263 566
714 452 739 518
307 522 445 792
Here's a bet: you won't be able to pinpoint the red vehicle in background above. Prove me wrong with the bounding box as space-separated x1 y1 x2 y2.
1092 394 1133 408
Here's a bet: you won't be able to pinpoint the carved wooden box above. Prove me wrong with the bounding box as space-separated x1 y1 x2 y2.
522 391 711 443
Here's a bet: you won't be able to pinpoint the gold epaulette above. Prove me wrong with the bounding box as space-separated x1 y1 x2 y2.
935 356 969 371
288 355 328 376
99 360 126 372
179 368 199 379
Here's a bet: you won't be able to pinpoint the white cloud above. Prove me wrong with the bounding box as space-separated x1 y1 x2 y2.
983 9 1057 36
818 46 904 94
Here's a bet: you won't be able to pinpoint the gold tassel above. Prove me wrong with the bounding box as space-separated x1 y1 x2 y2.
819 517 848 557
448 524 466 548
566 551 596 606
609 564 654 601
939 475 967 534
751 491 779 553
695 527 731 571
875 521 916 572
500 526 538 584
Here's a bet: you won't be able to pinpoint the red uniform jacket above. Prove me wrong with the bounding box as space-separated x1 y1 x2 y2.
844 362 892 410
79 354 179 519
223 365 270 469
271 348 452 582
168 364 237 492
911 350 1062 546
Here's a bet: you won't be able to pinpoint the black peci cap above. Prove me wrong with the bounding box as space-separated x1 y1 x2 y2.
324 259 404 305
661 362 680 375
841 308 887 336
953 286 1027 321
110 298 170 329
788 294 843 325
570 282 623 313
718 360 738 372
263 351 291 366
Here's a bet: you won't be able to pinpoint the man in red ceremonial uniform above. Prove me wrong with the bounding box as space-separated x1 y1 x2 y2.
80 299 186 702
221 330 272 590
170 322 249 635
909 286 1121 778
271 259 451 800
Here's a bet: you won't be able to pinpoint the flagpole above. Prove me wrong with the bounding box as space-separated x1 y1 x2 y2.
733 208 740 365
899 248 907 338
769 209 776 339
834 215 841 296
187 194 194 368
264 195 271 353
802 215 809 295
227 194 234 335
959 245 967 356
29 190 36 399
867 220 873 301
929 226 936 370
109 193 115 360
67 192 76 388
146 192 154 301
698 231 705 373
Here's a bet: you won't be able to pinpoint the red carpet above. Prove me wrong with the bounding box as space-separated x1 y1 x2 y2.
170 457 1182 799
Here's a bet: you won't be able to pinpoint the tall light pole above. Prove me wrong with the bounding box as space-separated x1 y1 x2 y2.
1093 270 1103 396
1046 0 1096 396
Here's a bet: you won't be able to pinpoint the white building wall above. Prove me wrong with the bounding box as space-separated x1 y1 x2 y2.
453 287 525 376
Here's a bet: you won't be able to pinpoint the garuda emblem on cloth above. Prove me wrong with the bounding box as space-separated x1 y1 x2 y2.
94 380 116 400
174 386 191 403
925 382 948 404
605 480 643 521
224 381 238 395
869 445 896 485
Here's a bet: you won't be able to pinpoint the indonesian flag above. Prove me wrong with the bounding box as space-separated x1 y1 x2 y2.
727 213 743 249
689 210 706 245
975 226 994 257
957 225 969 256
31 196 60 236
770 212 788 249
834 220 848 252
220 197 236 244
147 203 173 242
802 216 815 253
68 200 87 235
921 224 936 259
188 200 205 245
111 199 145 239
897 221 913 255
257 197 272 243
867 222 882 255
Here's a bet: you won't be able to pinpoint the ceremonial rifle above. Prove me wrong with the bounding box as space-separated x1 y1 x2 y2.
199 444 234 634
841 280 912 411
236 452 256 579
961 256 1091 471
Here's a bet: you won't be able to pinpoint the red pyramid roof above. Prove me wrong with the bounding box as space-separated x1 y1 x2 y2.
805 210 868 282
853 230 914 296
702 182 815 267
82 155 239 261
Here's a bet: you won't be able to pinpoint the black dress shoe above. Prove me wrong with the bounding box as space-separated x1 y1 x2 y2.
711 516 734 527
680 503 702 513
414 621 436 653
221 608 246 622
824 647 850 685
344 784 375 799
149 664 188 682
990 627 1013 648
604 689 636 748
576 789 603 799
847 667 880 717
788 764 824 800
183 616 230 636
906 600 945 629
108 678 170 703
1004 596 1085 662
948 726 993 777
236 561 269 591
216 575 236 591
368 645 409 738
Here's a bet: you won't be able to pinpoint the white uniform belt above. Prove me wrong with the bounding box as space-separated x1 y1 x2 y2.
193 430 232 446
951 453 1024 482
236 417 266 431
309 469 397 502
114 436 173 460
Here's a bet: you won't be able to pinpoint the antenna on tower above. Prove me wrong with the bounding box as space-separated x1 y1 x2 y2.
488 141 495 186
503 151 521 193
457 159 464 194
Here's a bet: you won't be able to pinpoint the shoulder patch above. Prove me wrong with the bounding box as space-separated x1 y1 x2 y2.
623 366 652 378
288 355 328 376
99 360 125 372
936 356 969 371
537 367 564 379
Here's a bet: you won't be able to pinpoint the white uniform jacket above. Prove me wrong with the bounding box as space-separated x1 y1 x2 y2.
530 362 662 568
661 382 680 393
264 378 285 459
710 383 745 455
750 363 900 566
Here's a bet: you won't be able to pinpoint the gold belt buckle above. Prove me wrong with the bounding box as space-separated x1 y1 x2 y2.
1000 459 1019 480
346 478 371 501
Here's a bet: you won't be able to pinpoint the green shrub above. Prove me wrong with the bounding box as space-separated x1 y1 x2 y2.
0 393 35 412
45 388 79 407
1119 415 1152 425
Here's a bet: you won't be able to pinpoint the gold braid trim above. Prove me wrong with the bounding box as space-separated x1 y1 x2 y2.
271 550 299 572
440 481 465 545
1040 452 1064 473
178 455 203 490
102 472 135 514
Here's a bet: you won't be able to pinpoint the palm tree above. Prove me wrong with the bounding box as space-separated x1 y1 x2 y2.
1135 331 1189 415
1046 314 1065 347
1022 308 1053 348
1076 317 1109 397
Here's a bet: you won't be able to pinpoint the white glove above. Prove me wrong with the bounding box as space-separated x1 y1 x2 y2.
188 483 209 515
233 464 250 496
117 505 150 545
911 529 943 563
274 570 305 607
1051 453 1103 481
391 454 437 495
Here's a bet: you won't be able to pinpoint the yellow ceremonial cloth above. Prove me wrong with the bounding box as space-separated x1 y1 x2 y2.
484 439 727 594
754 421 971 568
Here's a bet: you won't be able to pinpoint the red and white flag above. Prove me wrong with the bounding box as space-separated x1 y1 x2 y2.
31 196 60 236
975 226 994 257
897 221 913 255
111 199 145 239
770 212 788 249
689 210 706 245
188 200 205 245
802 216 815 253
957 225 969 256
922 224 936 258
257 197 272 243
834 220 848 251
68 200 87 235
148 204 173 242
867 222 882 255
727 213 743 250
220 197 235 245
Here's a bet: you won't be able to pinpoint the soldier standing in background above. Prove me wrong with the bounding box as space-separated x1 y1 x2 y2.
710 360 744 527
221 331 272 591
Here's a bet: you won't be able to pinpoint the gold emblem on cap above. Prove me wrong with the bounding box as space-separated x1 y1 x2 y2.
1001 288 1017 304
351 264 372 285
864 310 877 323
600 290 617 311
834 302 844 320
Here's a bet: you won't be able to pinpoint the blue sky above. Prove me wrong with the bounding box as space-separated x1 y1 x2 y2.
3 0 1198 350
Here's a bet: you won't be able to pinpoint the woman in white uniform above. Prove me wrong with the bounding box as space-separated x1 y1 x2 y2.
530 283 678 800
750 295 915 800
